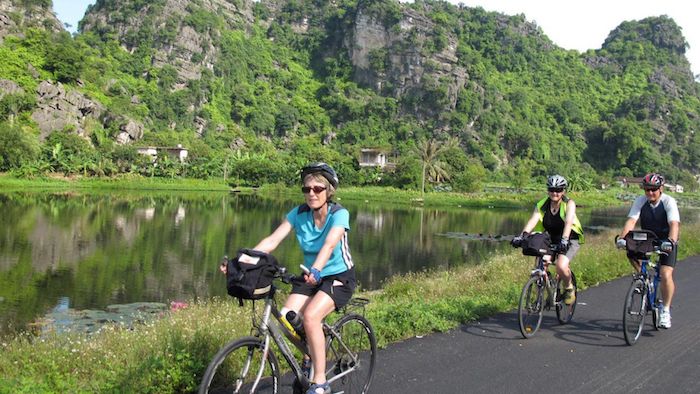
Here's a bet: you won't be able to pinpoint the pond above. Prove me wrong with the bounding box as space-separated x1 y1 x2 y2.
0 190 632 335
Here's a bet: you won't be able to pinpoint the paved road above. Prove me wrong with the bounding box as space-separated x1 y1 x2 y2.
369 256 700 393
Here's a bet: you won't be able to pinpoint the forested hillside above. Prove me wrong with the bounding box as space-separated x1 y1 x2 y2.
1 0 700 190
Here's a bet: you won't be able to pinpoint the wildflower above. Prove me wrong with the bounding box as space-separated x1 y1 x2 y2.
170 301 189 311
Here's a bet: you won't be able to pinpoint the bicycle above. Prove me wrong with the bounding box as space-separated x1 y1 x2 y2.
619 230 665 346
515 233 578 339
198 261 377 394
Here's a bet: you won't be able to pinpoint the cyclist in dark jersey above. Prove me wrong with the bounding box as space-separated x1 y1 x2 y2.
512 175 585 305
617 173 680 329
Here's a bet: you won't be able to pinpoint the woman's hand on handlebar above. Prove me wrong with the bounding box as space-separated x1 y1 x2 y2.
304 267 321 285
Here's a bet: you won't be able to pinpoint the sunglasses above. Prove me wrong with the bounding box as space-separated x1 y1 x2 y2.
548 188 564 193
644 187 660 192
301 185 327 194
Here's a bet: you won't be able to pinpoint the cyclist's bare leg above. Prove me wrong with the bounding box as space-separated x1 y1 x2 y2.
284 293 311 313
284 293 313 365
660 265 675 308
555 254 573 287
627 257 641 273
302 291 336 385
284 293 311 312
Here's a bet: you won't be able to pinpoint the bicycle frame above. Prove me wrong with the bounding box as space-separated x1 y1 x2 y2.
636 255 662 313
250 285 367 391
621 230 667 345
256 294 310 390
530 249 561 307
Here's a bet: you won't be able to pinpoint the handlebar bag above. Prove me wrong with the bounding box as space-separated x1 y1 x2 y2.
227 249 279 300
624 230 658 254
521 233 551 256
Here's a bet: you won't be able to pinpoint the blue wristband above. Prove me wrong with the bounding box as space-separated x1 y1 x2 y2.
310 267 321 282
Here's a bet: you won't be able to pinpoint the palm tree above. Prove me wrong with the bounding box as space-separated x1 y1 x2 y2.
413 137 458 198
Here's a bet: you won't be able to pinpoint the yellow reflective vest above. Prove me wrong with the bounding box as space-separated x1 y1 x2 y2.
533 196 585 244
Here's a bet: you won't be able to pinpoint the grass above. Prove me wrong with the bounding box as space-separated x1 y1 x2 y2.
0 173 233 192
1 173 672 209
3 223 700 393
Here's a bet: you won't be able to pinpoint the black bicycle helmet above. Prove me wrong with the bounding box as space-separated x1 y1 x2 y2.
546 174 568 189
300 162 339 188
642 173 664 188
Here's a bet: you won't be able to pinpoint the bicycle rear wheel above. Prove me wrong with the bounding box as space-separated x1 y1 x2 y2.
622 279 647 346
556 271 577 324
325 313 377 394
199 337 280 394
518 276 544 339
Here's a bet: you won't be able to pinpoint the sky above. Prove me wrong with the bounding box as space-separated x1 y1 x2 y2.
52 0 700 76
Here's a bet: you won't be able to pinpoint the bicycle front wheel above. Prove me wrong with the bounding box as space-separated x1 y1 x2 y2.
556 271 577 324
622 279 647 346
199 337 280 394
518 276 544 339
325 313 377 394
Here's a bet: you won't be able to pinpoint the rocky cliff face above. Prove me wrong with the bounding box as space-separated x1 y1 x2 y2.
81 0 256 89
0 0 62 42
30 81 105 140
348 6 468 117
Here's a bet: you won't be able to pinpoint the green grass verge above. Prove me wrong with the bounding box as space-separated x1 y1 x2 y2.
3 223 700 393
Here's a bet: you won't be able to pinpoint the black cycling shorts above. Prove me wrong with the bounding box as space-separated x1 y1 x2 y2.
291 268 356 310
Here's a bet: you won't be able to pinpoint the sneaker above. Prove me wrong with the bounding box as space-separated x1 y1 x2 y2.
563 286 576 305
659 308 672 329
306 382 331 394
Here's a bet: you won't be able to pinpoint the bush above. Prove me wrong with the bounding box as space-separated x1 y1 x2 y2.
0 122 39 170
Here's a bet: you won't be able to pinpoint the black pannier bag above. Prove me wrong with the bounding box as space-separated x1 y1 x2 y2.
521 232 552 256
624 230 658 254
226 248 279 302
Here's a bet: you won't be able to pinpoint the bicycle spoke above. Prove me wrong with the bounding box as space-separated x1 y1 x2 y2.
556 272 577 324
518 276 544 338
623 280 646 346
326 314 376 394
199 338 279 394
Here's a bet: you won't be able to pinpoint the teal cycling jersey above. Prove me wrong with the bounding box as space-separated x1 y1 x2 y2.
286 202 354 276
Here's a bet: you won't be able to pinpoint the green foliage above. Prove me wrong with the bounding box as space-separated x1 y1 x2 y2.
0 92 36 122
0 0 698 193
0 122 39 170
43 32 84 83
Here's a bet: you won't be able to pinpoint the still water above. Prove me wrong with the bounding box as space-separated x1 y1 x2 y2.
0 191 631 335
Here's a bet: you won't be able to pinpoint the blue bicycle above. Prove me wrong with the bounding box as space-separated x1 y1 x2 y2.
620 230 665 346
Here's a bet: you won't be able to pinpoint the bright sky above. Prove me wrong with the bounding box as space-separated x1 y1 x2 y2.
53 0 700 76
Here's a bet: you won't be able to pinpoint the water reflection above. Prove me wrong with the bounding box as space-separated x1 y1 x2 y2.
0 191 673 335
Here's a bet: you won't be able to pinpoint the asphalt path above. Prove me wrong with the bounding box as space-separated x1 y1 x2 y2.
368 255 700 394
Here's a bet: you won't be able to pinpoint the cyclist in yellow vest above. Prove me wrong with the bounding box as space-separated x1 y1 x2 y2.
511 175 585 304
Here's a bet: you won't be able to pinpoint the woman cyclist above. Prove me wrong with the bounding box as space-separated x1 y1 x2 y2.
223 162 355 394
511 175 585 305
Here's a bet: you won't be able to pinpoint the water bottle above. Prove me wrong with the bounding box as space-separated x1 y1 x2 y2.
286 310 306 338
280 313 301 341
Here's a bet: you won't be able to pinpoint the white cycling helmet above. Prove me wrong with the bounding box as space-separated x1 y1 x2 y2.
547 174 568 189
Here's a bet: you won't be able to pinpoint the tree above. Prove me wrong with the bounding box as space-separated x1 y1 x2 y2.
413 137 458 197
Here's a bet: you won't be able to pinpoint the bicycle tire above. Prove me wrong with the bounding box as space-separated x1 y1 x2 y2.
650 280 661 331
556 271 577 324
325 313 377 394
652 306 660 330
518 276 544 339
622 279 647 346
199 336 280 394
